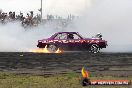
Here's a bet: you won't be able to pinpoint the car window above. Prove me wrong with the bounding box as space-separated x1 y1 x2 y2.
73 34 81 39
54 33 67 39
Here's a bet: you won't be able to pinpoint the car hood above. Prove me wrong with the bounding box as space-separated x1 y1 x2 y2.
84 38 101 40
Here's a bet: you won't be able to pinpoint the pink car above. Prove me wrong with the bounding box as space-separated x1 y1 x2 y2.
37 32 107 53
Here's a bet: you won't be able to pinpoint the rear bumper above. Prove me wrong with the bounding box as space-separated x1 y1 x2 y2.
37 42 46 48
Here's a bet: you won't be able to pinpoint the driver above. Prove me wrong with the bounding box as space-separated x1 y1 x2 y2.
68 33 74 39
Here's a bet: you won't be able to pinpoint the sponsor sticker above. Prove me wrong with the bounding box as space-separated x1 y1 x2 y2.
81 67 131 86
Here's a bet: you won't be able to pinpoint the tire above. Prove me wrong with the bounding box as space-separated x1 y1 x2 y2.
90 44 100 53
47 44 58 53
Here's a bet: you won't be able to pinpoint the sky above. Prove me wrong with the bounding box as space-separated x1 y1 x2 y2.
0 0 92 17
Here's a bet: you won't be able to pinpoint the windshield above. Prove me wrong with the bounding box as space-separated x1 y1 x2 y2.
49 33 58 39
77 32 84 39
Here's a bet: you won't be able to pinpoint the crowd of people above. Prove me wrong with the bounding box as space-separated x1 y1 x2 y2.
0 10 77 28
0 10 41 27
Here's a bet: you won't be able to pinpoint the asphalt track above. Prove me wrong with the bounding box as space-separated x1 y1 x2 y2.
0 52 132 76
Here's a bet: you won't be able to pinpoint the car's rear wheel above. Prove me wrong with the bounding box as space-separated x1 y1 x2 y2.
90 44 100 53
47 44 58 53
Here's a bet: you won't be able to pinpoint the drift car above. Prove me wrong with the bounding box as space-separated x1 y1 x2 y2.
37 32 107 53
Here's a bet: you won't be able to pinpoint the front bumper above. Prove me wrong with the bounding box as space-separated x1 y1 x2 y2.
98 41 108 48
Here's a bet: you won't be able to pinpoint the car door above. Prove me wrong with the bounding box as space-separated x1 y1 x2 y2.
66 33 83 50
53 33 69 50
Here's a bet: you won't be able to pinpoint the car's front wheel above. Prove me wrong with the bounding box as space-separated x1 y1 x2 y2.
89 44 100 53
47 44 58 53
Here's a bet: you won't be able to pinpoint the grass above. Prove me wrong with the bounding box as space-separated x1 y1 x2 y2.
0 72 131 88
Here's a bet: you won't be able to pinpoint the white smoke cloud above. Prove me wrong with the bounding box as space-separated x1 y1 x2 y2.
71 0 132 52
0 22 63 52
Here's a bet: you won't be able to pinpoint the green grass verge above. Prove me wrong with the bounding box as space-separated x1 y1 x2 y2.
0 72 131 88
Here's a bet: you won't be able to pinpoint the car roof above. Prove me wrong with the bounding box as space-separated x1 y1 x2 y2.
49 32 83 39
57 32 78 34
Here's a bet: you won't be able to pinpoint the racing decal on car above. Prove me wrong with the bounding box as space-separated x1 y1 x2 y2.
62 40 69 43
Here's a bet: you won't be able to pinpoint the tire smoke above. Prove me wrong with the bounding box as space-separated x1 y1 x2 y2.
0 22 63 52
71 0 132 52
